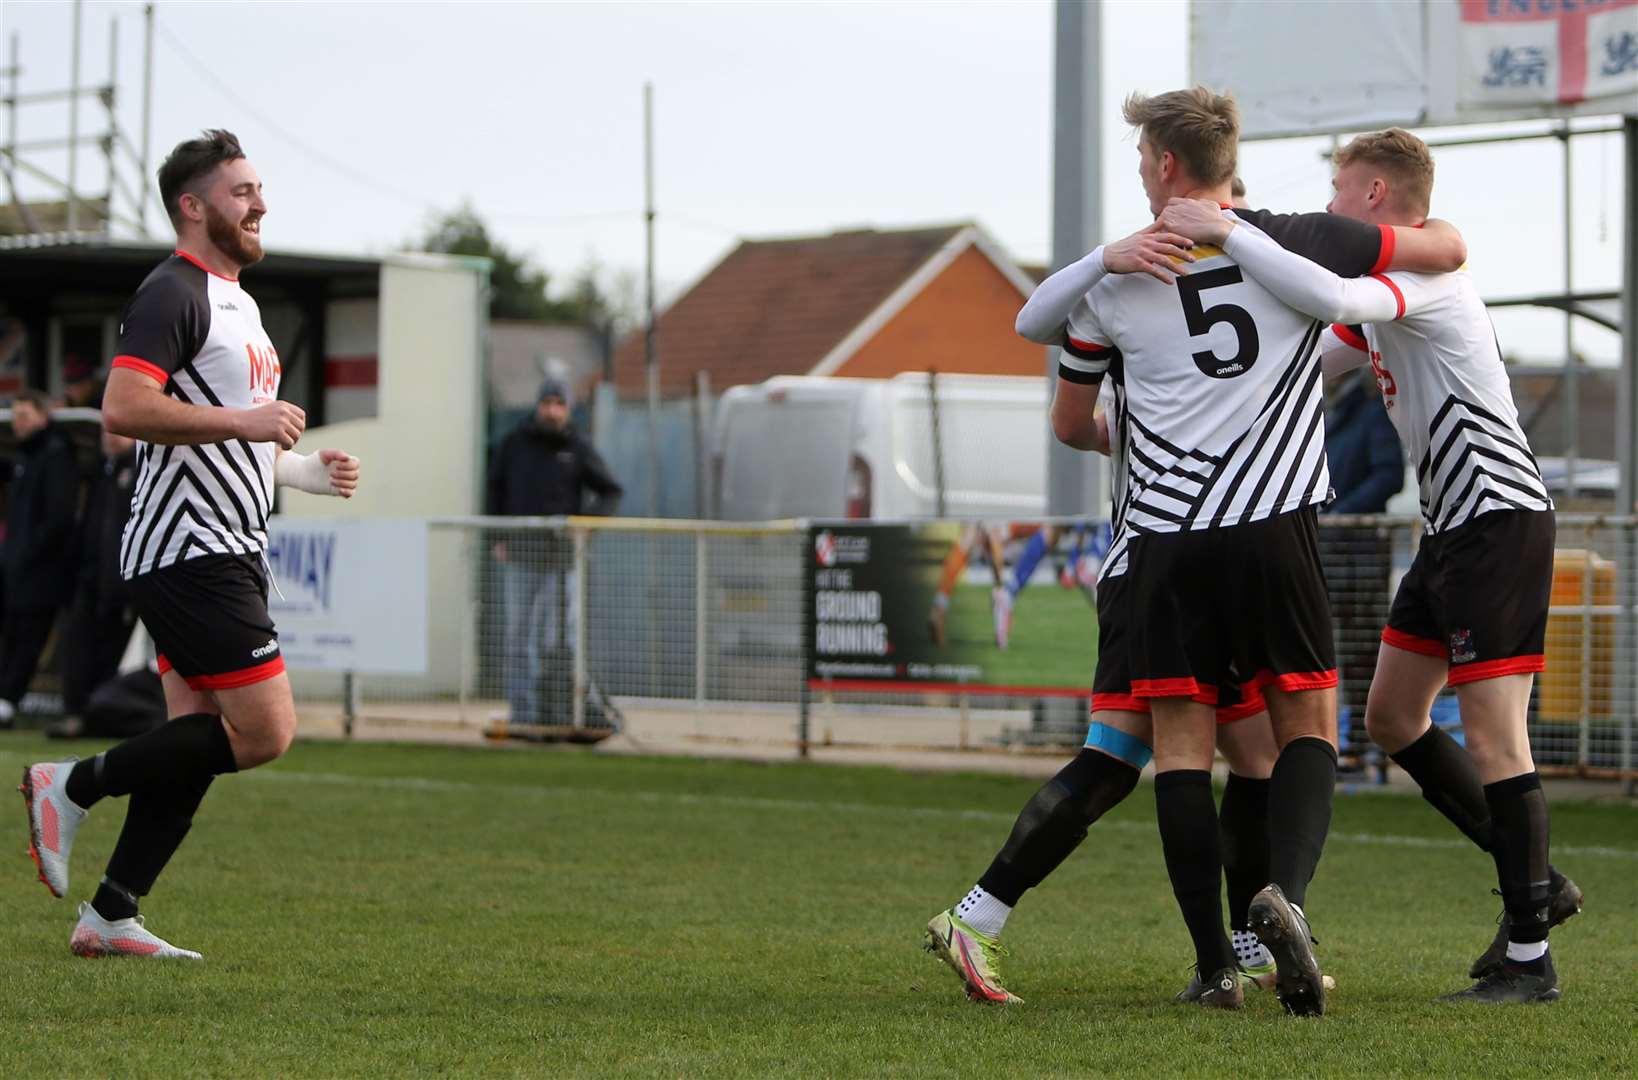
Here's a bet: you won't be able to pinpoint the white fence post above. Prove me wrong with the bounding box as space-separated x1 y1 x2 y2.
572 524 588 731
695 528 708 707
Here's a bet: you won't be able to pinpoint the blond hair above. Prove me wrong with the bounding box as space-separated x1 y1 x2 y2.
1122 87 1239 186
1335 128 1435 216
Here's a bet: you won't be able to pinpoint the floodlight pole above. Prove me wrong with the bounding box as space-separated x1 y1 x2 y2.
1561 124 1577 500
66 0 82 232
643 81 660 518
1046 0 1103 518
1620 116 1638 517
140 4 154 234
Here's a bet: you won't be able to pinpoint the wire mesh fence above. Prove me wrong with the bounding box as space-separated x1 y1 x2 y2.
295 513 1634 783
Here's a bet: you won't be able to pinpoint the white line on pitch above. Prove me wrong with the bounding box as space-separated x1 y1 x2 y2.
248 768 1638 862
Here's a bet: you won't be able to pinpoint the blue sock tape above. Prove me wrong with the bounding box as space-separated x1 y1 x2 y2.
1083 721 1153 770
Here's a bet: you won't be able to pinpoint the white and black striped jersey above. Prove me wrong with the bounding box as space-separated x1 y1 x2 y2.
1096 377 1133 579
1329 272 1552 532
112 251 281 578
1211 219 1552 534
1060 207 1389 535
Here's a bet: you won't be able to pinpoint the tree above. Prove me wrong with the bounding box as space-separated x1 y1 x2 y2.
418 204 582 322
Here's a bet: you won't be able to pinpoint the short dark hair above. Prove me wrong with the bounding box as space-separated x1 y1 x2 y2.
13 389 51 414
157 129 245 229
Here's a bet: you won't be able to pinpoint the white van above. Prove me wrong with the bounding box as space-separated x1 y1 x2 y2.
711 373 1058 520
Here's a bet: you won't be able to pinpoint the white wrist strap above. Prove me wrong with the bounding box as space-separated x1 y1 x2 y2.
274 450 332 495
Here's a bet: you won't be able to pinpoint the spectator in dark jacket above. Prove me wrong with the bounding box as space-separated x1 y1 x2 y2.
52 428 139 737
0 390 81 726
1320 369 1404 756
1323 369 1404 514
486 377 622 723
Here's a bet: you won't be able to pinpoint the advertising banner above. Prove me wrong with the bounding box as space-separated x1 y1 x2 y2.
266 516 429 674
805 521 1105 696
1453 0 1638 112
1190 0 1638 140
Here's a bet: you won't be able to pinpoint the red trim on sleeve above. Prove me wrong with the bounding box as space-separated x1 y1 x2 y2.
156 654 172 675
1330 324 1368 351
1067 337 1112 354
188 657 286 691
1370 223 1396 274
112 355 169 386
1091 692 1150 716
173 248 239 282
1381 626 1447 659
1370 273 1406 320
1131 676 1205 700
1447 654 1545 688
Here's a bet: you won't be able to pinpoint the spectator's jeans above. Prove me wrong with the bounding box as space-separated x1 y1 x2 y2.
500 563 578 723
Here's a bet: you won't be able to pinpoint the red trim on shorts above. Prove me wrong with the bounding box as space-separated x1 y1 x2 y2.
1369 273 1406 319
156 654 172 675
1091 692 1149 715
1447 654 1545 687
1131 676 1205 699
1370 223 1396 274
1215 683 1268 725
186 656 285 691
173 248 239 281
1381 626 1446 659
1330 323 1368 351
112 355 169 386
1254 669 1339 692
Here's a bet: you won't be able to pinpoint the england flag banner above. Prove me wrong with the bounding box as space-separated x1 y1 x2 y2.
265 517 430 675
1458 0 1638 111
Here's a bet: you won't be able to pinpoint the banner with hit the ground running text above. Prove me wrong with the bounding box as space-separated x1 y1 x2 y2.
804 521 1105 697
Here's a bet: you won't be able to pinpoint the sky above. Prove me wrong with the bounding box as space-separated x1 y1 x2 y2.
1 0 1627 363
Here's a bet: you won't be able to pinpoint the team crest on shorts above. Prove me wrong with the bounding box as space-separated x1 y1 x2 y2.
1448 628 1476 664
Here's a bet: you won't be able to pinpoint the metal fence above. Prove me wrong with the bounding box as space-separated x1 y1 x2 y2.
298 513 1635 783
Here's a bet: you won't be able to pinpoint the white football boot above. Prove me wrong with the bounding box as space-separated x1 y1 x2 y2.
70 902 203 960
19 760 88 898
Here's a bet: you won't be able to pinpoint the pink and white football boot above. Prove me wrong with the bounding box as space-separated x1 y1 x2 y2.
70 903 203 960
19 760 88 898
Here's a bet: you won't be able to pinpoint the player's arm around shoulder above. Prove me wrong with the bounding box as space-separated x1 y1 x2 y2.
275 446 360 499
1381 219 1465 274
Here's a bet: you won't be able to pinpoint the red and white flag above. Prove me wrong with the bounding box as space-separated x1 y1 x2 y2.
1459 0 1638 109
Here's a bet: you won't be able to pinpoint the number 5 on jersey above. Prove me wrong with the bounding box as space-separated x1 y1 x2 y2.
1178 267 1260 379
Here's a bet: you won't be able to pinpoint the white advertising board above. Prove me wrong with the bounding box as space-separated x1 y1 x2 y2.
265 516 428 674
1190 0 1638 139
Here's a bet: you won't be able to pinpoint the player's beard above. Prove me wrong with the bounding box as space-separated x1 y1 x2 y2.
204 201 264 268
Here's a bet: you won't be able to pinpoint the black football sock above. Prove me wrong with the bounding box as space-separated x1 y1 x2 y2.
1485 772 1551 965
977 749 1141 905
90 876 141 922
66 713 237 810
1218 773 1271 931
1390 724 1494 852
1267 736 1337 910
1155 770 1236 974
104 774 215 906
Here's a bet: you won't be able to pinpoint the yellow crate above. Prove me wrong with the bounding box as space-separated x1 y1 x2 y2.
1540 548 1616 723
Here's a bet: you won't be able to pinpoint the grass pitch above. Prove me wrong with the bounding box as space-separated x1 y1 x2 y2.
946 581 1096 688
0 734 1634 1078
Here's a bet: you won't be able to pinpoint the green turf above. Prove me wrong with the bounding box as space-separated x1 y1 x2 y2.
946 581 1096 688
0 734 1633 1078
